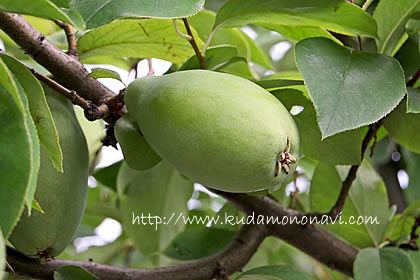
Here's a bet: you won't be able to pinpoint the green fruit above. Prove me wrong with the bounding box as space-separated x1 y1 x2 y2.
115 113 162 170
125 70 299 193
9 89 89 257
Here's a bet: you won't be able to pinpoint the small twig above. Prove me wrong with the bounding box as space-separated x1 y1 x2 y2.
308 121 383 219
147 58 154 76
0 50 108 121
182 18 206 69
407 68 420 87
53 20 78 56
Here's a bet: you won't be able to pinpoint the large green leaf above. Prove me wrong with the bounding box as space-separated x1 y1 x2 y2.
54 265 98 280
0 0 74 25
163 227 236 260
1 54 63 172
310 162 390 248
188 10 273 69
115 114 161 171
257 22 341 44
214 0 377 38
117 161 193 265
295 37 406 138
385 101 420 153
274 89 362 165
0 83 33 238
71 0 205 29
0 59 40 232
407 251 420 280
354 248 414 280
77 19 203 64
373 0 420 55
236 265 311 280
408 87 420 113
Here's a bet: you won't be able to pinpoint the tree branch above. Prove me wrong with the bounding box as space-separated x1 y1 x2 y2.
53 20 78 57
0 12 125 124
182 18 206 69
0 50 108 121
7 223 269 280
215 192 358 276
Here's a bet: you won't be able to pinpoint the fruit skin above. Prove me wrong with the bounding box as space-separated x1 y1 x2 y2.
9 89 89 257
125 70 299 193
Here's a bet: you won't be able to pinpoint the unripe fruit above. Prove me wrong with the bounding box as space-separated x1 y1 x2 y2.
9 89 89 257
125 70 299 193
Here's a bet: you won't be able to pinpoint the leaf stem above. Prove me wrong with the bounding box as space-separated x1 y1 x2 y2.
182 18 206 69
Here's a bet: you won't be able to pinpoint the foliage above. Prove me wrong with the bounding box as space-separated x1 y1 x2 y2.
1 0 420 279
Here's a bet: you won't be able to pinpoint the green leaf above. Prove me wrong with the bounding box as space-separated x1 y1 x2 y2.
388 200 420 240
1 54 63 172
216 56 257 79
77 19 203 64
354 248 414 280
180 45 238 70
254 79 304 91
407 251 420 280
86 67 125 85
274 89 362 165
54 265 98 280
257 22 342 44
188 10 273 69
0 59 40 227
214 0 377 38
236 265 311 280
93 161 122 192
295 37 406 138
385 101 420 153
408 87 420 113
51 0 69 8
164 227 236 260
405 152 420 203
115 114 161 171
71 0 205 29
373 0 420 55
0 0 74 25
310 162 390 248
117 161 193 265
395 35 420 81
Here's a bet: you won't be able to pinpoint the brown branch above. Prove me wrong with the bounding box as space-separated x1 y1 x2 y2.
308 121 383 219
182 18 206 69
407 68 420 87
215 192 358 276
0 12 125 124
7 223 269 280
0 50 107 121
53 20 78 57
